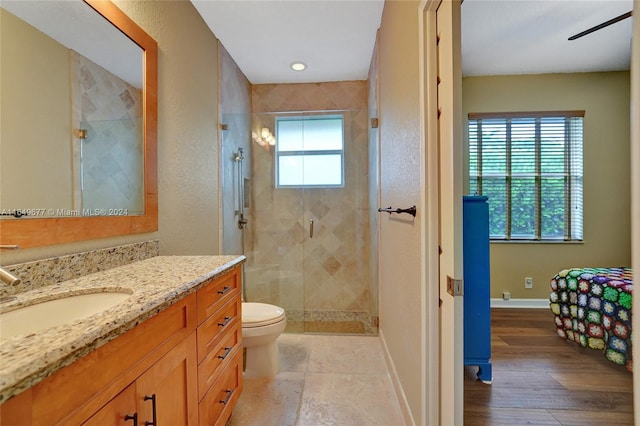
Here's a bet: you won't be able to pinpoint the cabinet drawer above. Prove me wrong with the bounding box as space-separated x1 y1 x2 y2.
196 298 241 363
196 268 240 325
198 350 242 426
197 322 241 400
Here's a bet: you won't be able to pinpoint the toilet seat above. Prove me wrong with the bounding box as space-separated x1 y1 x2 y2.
242 302 285 328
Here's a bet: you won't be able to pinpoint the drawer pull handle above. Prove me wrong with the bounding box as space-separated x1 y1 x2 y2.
218 346 233 360
217 286 232 295
144 394 157 426
219 389 234 405
218 316 232 327
124 413 138 426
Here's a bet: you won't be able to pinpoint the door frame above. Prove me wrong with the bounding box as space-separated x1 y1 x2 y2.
418 1 441 424
631 0 639 421
420 0 464 425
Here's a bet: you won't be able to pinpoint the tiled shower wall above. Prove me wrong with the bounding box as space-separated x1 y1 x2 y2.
248 82 374 331
218 43 252 257
71 51 144 214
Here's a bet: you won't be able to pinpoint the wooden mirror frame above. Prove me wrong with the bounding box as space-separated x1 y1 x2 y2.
0 0 158 249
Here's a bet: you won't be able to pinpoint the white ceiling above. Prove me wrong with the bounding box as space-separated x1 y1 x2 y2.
192 0 633 84
191 0 384 84
462 0 633 77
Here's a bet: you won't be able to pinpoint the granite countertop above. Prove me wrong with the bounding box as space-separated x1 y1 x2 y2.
0 255 245 403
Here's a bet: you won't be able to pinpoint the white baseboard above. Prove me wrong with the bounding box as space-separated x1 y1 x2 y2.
490 298 550 309
378 329 416 426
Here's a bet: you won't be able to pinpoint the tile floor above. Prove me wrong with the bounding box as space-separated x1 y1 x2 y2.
228 333 407 426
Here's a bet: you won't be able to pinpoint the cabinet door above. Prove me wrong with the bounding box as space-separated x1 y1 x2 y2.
136 332 198 426
83 384 137 426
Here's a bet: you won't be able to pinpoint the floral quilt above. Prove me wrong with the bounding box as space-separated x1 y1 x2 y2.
550 267 633 372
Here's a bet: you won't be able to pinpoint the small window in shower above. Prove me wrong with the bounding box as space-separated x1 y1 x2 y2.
275 114 344 188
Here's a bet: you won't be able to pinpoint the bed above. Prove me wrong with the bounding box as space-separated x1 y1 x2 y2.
549 267 633 372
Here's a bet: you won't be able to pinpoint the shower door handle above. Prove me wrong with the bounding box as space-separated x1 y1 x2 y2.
309 219 314 238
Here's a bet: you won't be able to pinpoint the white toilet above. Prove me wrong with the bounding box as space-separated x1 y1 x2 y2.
241 302 286 377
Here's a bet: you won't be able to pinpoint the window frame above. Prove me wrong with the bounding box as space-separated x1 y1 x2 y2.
467 110 584 242
274 114 345 189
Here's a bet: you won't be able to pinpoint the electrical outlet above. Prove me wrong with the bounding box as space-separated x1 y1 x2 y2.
503 291 511 300
525 277 533 289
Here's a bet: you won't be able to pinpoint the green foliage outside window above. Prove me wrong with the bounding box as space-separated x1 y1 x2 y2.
468 113 583 241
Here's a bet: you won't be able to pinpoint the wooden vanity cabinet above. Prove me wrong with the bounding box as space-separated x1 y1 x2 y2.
84 334 198 425
82 383 137 426
134 334 198 425
198 350 242 426
195 266 243 426
0 266 243 426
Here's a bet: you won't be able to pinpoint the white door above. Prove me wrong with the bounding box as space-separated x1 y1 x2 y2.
421 0 464 424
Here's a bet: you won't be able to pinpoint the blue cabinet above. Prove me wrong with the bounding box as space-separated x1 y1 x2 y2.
463 195 492 383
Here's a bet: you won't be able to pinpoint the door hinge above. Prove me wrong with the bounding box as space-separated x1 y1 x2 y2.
447 276 463 296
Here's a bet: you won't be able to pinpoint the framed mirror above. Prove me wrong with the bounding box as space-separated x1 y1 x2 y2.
0 0 157 249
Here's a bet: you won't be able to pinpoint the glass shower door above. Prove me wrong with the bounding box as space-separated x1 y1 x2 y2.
245 110 376 334
79 118 144 215
243 112 305 330
299 110 374 334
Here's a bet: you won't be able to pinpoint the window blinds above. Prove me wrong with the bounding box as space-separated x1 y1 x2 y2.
468 111 584 241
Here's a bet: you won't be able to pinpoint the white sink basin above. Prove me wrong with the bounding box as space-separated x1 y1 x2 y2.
0 292 131 339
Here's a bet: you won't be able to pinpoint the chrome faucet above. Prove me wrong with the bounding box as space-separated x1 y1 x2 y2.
0 266 20 286
0 245 21 286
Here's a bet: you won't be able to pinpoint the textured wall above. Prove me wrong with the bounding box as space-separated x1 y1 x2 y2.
463 72 632 299
377 0 424 422
113 0 220 255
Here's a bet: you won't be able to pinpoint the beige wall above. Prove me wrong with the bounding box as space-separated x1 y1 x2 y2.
115 0 220 256
377 0 424 423
463 72 632 299
1 8 73 213
2 0 220 265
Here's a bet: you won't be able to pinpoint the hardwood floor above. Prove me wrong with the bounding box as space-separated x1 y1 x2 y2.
464 308 634 425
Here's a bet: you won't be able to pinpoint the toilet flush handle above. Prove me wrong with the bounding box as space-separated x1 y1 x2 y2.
309 219 314 238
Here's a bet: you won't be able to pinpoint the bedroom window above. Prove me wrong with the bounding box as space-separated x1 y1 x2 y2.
468 111 584 241
275 115 344 188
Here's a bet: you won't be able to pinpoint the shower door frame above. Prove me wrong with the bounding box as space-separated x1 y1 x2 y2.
246 110 377 335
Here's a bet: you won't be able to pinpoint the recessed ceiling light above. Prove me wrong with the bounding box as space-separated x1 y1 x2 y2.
290 62 306 71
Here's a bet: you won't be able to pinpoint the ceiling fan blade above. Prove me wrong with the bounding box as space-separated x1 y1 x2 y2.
568 11 632 40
